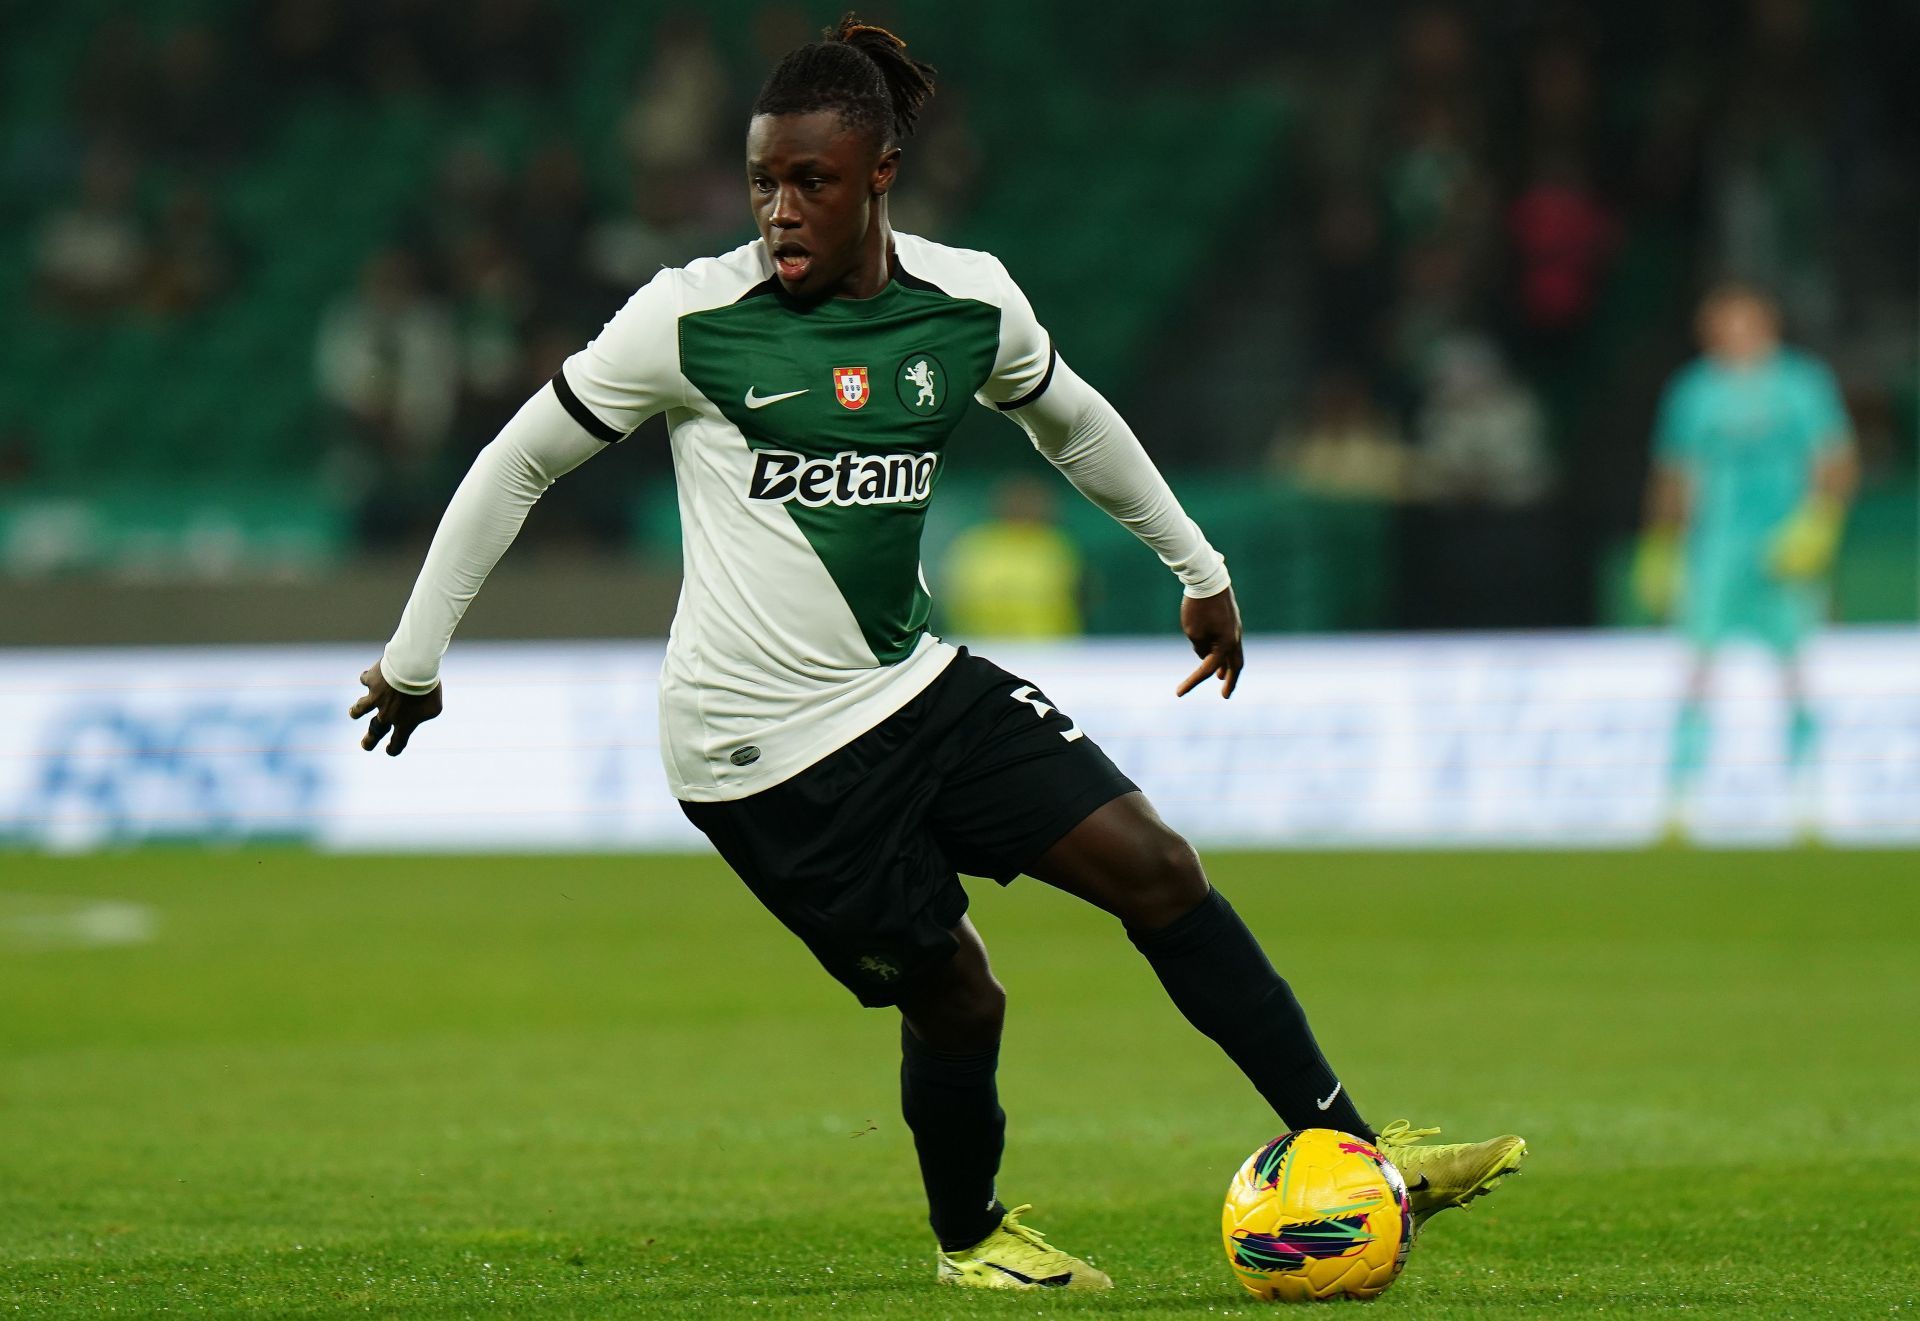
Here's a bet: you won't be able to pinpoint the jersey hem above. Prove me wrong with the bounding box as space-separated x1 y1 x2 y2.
666 641 959 802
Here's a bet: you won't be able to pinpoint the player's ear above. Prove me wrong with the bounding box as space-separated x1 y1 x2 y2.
872 145 901 197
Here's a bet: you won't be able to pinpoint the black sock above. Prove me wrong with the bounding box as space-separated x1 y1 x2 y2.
900 1023 1007 1251
1130 887 1373 1140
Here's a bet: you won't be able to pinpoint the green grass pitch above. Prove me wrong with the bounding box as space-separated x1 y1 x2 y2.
3 849 1917 1318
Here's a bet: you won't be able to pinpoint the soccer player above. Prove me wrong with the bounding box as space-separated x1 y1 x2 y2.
1635 282 1857 838
351 18 1525 1290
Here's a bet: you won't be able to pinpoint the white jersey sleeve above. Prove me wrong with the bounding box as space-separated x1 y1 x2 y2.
553 267 687 439
980 263 1229 598
379 387 608 692
976 256 1057 410
1007 357 1230 598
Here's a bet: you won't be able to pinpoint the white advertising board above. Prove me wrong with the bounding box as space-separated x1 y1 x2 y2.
1 630 1915 851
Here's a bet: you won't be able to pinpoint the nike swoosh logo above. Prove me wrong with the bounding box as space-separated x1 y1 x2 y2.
984 1263 1072 1288
1316 1081 1343 1111
1406 1174 1431 1193
744 387 808 409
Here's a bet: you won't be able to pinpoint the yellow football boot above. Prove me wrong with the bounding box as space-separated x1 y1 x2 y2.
1375 1120 1527 1228
936 1204 1113 1291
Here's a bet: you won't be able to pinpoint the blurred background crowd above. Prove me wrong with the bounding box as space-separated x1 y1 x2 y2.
1 0 1913 640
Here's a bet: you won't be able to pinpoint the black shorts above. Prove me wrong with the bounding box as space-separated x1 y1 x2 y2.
680 649 1137 1007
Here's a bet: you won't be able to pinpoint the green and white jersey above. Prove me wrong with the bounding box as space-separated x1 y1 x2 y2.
382 231 1225 801
555 233 1058 800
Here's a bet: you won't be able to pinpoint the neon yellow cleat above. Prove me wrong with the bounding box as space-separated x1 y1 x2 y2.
936 1204 1113 1291
1375 1120 1527 1228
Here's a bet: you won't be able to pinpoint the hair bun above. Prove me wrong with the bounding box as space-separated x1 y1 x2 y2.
833 16 907 50
824 11 936 139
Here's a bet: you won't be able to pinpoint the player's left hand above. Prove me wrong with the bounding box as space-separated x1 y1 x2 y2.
1176 586 1243 699
1769 496 1844 580
350 661 442 756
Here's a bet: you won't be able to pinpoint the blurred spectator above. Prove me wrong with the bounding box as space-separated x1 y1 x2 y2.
0 428 37 488
943 479 1084 640
1271 370 1412 504
358 0 444 97
148 25 243 164
1394 5 1478 115
2 0 1910 601
1386 238 1476 400
1505 156 1618 339
1399 336 1571 628
34 145 150 316
1378 7 1488 248
886 93 982 240
1517 36 1600 173
585 177 711 297
408 140 514 286
448 228 535 438
512 141 598 319
1412 336 1553 508
1307 186 1393 382
71 16 150 144
1710 0 1837 342
1381 100 1488 251
750 4 815 69
256 0 354 91
622 15 729 180
316 248 459 542
458 0 564 92
142 185 242 316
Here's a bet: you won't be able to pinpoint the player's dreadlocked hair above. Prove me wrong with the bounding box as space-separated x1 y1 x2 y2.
750 14 937 147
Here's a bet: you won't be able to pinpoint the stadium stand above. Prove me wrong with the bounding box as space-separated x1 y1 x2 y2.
0 0 1911 633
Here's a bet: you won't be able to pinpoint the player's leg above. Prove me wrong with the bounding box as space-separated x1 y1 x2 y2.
1780 653 1817 772
1668 649 1713 836
930 653 1521 1227
1779 651 1821 837
1670 542 1741 837
683 665 1109 1290
1771 592 1822 834
1763 578 1823 824
1029 792 1524 1224
902 918 1111 1290
1026 791 1371 1139
896 916 1007 1252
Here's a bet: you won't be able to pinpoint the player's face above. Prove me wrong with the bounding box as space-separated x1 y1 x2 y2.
747 110 898 300
1699 293 1780 365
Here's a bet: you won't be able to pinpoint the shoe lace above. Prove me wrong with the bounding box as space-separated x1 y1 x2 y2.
1375 1119 1442 1149
997 1205 1055 1254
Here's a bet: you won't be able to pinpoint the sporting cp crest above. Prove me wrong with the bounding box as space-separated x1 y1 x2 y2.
896 353 945 415
832 366 870 410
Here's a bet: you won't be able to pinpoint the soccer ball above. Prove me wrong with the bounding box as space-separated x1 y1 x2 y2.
1221 1127 1413 1302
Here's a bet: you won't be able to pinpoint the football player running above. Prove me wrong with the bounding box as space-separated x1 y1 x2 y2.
352 16 1524 1291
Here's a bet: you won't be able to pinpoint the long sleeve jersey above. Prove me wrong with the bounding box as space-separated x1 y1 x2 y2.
382 232 1228 800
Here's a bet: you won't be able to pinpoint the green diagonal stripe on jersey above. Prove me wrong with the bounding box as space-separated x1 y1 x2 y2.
679 280 1001 664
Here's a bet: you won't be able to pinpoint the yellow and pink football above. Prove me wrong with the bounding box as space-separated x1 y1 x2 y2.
1221 1127 1413 1302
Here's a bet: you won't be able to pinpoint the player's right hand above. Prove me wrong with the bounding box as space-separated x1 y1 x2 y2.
350 661 442 756
1631 531 1681 619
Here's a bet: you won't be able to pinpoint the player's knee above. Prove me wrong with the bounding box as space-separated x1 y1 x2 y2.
910 973 1004 1052
1126 830 1210 931
966 975 1007 1038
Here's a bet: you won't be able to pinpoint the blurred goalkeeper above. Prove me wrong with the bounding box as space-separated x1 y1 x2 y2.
1634 282 1858 836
